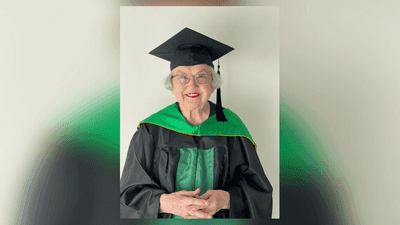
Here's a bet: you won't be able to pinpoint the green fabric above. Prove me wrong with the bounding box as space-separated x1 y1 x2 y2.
173 147 215 219
139 103 256 148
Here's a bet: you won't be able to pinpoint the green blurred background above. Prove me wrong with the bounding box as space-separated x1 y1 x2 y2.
1 1 399 224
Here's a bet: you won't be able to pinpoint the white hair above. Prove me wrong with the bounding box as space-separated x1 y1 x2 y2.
163 66 222 91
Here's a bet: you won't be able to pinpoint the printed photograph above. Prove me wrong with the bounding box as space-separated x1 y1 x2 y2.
120 6 279 219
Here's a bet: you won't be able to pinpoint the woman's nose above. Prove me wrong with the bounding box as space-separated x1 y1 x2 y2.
187 76 198 86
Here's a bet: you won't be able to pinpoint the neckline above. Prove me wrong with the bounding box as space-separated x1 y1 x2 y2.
175 101 217 119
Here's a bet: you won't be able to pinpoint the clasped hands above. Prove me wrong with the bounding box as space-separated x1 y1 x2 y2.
159 188 229 219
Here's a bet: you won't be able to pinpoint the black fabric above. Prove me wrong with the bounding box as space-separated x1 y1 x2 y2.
148 27 234 71
170 44 214 70
120 122 273 219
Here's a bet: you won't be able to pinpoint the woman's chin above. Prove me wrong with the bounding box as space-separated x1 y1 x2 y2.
181 100 207 111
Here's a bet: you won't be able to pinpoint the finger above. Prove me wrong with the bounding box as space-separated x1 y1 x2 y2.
179 188 200 196
183 216 197 219
187 205 203 211
184 215 206 219
184 215 211 219
200 189 214 196
186 197 209 207
196 194 209 199
201 205 219 216
190 188 201 196
188 209 212 219
197 191 212 199
188 204 211 212
182 213 197 219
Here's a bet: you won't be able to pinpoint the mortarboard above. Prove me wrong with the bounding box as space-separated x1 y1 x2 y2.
149 27 233 71
149 27 234 122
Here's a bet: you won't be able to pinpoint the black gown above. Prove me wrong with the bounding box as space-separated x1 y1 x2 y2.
120 101 273 219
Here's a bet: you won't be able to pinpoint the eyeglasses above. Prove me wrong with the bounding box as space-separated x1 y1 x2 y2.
171 73 213 85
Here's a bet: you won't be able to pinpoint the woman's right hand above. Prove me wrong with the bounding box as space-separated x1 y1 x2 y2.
159 188 212 219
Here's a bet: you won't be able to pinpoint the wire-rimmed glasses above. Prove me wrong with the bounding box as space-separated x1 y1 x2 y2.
171 73 213 85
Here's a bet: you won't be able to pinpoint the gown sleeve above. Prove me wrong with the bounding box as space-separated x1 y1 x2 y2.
228 136 273 218
120 124 168 219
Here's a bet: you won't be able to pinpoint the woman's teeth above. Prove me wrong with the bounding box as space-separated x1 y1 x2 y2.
185 93 200 98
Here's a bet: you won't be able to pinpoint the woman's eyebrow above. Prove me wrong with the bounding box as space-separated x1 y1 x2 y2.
175 69 208 75
174 71 187 75
194 69 207 75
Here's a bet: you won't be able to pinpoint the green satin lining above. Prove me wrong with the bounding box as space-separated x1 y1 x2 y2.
173 147 214 219
139 103 256 148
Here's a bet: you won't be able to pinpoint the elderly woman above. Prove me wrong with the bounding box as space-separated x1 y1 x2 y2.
120 28 273 219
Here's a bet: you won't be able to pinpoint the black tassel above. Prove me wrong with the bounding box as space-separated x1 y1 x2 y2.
216 60 227 122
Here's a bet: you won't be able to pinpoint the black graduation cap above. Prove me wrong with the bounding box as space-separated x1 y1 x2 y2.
149 27 234 122
149 27 234 71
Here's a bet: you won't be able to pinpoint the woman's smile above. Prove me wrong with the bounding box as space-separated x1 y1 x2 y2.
185 92 201 98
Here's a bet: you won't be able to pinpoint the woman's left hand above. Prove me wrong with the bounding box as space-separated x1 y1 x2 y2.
196 190 230 216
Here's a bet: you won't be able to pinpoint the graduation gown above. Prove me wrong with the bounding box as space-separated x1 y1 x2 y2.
120 101 273 219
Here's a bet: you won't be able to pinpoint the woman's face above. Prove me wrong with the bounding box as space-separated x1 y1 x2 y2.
171 64 215 111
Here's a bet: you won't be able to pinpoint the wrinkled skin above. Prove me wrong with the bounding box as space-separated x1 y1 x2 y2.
171 64 215 126
159 188 211 219
160 188 230 219
196 189 230 216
